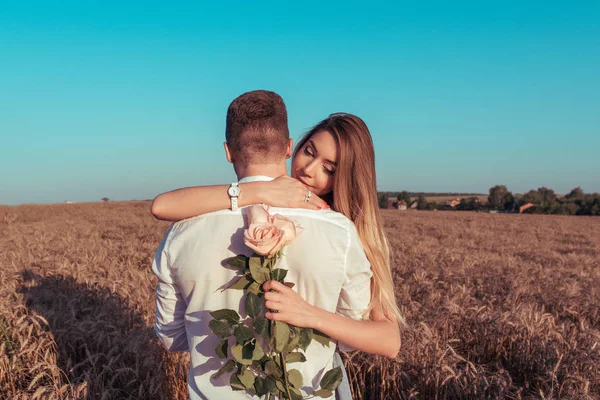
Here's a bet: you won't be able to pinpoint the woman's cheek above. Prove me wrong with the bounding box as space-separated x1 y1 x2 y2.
314 173 333 196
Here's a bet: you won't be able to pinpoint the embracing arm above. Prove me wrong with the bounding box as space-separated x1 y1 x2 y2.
312 301 400 358
262 220 401 358
151 182 266 221
263 281 401 358
151 176 327 221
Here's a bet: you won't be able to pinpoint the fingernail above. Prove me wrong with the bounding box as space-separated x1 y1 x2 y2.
317 206 322 210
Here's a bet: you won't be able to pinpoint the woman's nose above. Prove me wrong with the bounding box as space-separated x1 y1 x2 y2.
302 160 317 177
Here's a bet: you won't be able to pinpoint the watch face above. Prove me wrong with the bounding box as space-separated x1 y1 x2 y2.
228 186 240 197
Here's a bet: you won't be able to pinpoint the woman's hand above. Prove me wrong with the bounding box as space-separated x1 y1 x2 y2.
260 175 329 210
262 280 319 328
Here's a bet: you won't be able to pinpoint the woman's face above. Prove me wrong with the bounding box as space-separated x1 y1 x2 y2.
291 130 338 196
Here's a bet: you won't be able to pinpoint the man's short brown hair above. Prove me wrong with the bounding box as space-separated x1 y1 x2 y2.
225 90 289 164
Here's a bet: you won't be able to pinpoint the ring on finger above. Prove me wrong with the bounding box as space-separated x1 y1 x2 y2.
304 190 311 202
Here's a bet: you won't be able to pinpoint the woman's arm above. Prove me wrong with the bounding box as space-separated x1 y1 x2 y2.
262 280 401 358
151 176 328 221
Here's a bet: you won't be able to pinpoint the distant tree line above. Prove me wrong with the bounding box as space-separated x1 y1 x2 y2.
378 186 600 216
380 191 485 198
486 185 600 216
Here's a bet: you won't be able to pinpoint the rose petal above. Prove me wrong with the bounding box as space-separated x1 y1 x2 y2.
244 223 286 256
271 214 299 245
246 204 271 225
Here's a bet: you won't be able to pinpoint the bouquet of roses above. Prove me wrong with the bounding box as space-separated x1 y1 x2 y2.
208 205 343 399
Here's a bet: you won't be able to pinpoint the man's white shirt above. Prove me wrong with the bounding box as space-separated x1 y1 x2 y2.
152 176 372 399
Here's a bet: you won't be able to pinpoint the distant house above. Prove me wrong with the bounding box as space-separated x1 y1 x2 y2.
385 199 411 210
520 203 535 213
446 198 461 208
409 201 418 209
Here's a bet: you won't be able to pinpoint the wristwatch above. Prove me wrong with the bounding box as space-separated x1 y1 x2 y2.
227 182 241 211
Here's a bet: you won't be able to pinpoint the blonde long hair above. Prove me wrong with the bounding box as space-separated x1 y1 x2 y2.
294 113 405 326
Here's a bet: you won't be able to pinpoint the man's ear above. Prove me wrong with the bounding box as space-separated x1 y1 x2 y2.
285 138 293 159
224 142 233 163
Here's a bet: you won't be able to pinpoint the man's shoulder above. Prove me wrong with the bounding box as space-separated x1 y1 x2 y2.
267 207 355 232
166 207 357 240
167 210 244 240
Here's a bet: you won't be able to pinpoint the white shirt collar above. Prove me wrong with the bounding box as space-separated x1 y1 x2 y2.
238 175 276 183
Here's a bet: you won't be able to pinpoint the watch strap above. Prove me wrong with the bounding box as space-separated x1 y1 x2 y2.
229 182 239 211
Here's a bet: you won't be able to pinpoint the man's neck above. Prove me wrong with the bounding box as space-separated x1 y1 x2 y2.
235 163 288 181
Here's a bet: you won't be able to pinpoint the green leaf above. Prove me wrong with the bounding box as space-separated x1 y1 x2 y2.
245 293 262 319
298 328 313 351
261 255 273 268
230 373 246 391
242 342 254 360
247 281 261 295
320 366 343 391
252 340 265 360
254 377 268 396
210 309 240 325
265 359 283 379
250 258 271 284
225 255 248 270
314 389 334 398
253 317 269 339
272 321 291 353
289 387 303 400
227 275 251 290
249 256 261 270
215 340 228 359
284 326 301 353
313 329 331 347
285 352 306 363
213 359 235 380
287 369 303 389
238 368 256 390
271 268 288 282
259 354 271 365
231 343 253 365
209 319 233 340
265 376 278 394
275 379 287 393
234 324 254 345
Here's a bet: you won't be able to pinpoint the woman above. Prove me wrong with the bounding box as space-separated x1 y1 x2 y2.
152 113 404 396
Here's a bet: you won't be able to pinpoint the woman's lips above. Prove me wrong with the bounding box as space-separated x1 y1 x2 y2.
296 177 311 188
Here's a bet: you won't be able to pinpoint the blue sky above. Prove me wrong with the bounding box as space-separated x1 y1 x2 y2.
1 1 598 205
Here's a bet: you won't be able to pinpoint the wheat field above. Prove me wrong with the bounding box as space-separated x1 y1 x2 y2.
1 202 599 399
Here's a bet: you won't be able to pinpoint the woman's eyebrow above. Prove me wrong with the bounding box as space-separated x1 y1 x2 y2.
308 139 337 166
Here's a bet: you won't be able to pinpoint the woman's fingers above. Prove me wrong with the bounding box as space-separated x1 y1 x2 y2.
264 300 283 310
263 291 283 302
296 189 328 210
265 311 285 321
310 192 329 209
263 280 290 293
267 175 329 210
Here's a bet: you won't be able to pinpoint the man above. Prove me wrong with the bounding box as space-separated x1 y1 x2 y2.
152 90 371 399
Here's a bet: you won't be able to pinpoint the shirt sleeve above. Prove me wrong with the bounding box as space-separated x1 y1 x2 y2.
336 220 372 320
152 225 189 352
